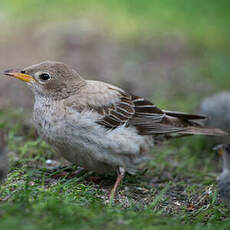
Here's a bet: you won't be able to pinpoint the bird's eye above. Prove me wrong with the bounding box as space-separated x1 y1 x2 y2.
39 73 51 81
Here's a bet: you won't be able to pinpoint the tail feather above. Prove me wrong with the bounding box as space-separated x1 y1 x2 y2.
179 127 228 136
163 110 207 120
163 112 228 137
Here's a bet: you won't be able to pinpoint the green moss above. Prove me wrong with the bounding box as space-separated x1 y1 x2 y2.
1 110 230 230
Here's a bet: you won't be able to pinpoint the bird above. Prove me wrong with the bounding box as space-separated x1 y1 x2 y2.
0 132 8 183
213 144 230 207
2 61 228 197
200 92 230 144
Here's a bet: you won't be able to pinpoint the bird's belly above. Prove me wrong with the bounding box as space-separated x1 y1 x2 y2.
35 110 153 173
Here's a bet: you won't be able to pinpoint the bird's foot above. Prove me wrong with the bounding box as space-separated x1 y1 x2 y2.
109 167 125 203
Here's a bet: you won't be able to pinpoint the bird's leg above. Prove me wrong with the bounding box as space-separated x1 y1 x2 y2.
109 167 125 201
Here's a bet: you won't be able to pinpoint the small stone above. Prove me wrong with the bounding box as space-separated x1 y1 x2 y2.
45 159 60 169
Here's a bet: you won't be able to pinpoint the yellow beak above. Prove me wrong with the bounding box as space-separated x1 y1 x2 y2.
4 72 34 83
217 149 224 156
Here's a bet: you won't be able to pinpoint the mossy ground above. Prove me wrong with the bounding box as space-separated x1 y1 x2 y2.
0 110 230 230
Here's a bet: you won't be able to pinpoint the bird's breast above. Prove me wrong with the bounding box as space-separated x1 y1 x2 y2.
33 99 66 143
32 99 154 173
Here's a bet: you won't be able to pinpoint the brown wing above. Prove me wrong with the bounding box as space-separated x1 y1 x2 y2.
86 83 187 134
95 91 173 132
94 91 135 128
75 80 226 136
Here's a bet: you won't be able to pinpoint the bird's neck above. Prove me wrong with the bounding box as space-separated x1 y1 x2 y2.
33 93 53 107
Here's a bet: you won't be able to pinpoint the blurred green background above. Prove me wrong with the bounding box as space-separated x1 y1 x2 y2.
0 0 230 111
1 1 230 229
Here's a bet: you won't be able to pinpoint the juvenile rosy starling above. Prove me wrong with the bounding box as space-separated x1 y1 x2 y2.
3 61 228 197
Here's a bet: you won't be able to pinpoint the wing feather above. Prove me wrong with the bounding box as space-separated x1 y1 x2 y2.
70 80 223 136
81 81 186 134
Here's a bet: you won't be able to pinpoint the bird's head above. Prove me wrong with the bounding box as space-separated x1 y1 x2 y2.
213 144 230 157
214 144 230 171
3 61 85 100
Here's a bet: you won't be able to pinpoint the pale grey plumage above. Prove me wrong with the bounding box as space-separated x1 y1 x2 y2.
214 144 230 207
31 79 153 174
200 92 230 132
3 61 228 176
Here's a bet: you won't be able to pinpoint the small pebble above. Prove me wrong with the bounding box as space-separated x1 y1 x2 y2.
45 159 60 169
